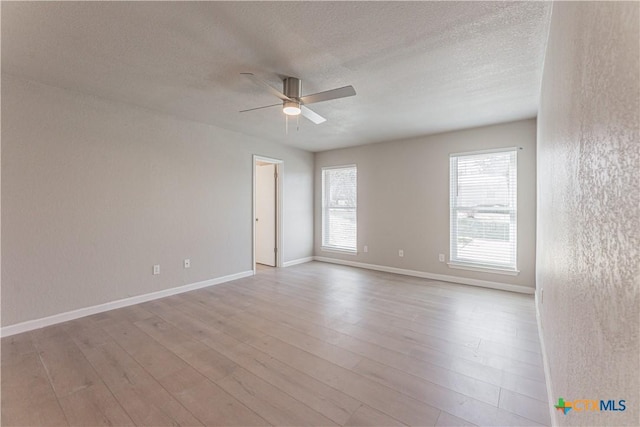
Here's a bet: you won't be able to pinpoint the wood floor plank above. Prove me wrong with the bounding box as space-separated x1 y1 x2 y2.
344 404 407 426
29 324 70 342
201 329 362 424
351 358 543 426
256 282 534 353
257 288 547 401
102 320 191 380
2 262 549 426
248 270 533 334
157 367 270 426
335 322 546 382
355 356 501 407
217 294 504 405
384 314 542 353
356 303 541 352
217 281 362 326
499 388 551 425
57 382 135 426
232 310 364 370
80 340 160 391
477 338 544 366
225 275 545 378
148 305 362 425
435 411 478 426
174 299 264 343
350 318 543 368
93 305 156 325
133 316 238 381
217 367 338 426
62 317 115 351
1 334 37 366
0 352 68 426
108 383 204 426
140 298 225 342
247 334 441 426
32 333 102 398
79 340 203 426
1 396 68 427
233 282 547 387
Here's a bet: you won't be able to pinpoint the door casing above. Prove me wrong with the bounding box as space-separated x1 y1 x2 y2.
252 155 283 273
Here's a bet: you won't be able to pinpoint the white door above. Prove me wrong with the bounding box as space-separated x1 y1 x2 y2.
256 163 276 266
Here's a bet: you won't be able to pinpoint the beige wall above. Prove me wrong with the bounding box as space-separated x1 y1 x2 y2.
314 119 537 290
1 74 314 327
537 2 639 426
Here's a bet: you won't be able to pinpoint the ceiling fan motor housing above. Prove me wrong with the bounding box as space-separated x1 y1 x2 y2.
283 77 302 99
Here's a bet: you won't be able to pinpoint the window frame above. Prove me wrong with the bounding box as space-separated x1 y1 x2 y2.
448 148 519 275
321 164 358 254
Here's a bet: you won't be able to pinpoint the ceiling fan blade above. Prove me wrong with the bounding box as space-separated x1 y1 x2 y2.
239 103 281 113
241 72 291 102
300 105 327 124
299 85 356 105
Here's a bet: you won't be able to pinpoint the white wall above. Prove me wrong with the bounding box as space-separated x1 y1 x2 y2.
1 74 314 327
537 2 639 426
314 119 537 291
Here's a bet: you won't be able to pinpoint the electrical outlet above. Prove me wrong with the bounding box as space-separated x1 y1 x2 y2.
398 249 404 257
439 253 445 262
363 245 368 253
153 264 160 275
184 259 191 268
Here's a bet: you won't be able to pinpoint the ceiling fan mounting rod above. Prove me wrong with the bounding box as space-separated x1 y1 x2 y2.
283 77 302 100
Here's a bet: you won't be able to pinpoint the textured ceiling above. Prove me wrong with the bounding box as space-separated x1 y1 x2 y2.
1 2 551 152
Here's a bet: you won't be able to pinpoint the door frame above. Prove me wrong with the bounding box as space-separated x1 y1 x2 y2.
252 155 283 273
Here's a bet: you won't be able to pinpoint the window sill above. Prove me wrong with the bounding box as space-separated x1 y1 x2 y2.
321 247 357 255
447 262 520 276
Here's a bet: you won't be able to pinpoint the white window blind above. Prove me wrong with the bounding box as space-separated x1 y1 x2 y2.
322 165 357 252
450 149 517 272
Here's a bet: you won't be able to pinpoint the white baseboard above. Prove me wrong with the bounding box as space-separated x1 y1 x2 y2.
313 256 534 294
535 291 557 427
0 270 254 338
282 257 314 267
0 259 533 337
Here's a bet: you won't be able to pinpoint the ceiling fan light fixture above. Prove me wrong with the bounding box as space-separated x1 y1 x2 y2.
283 101 301 116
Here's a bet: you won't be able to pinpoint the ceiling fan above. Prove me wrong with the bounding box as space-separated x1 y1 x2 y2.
240 73 356 124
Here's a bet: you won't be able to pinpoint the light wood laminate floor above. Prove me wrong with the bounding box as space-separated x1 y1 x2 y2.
1 262 550 426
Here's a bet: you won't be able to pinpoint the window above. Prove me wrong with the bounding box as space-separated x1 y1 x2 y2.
322 165 357 253
449 148 518 272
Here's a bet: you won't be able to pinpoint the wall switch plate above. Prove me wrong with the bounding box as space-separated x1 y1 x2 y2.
184 259 191 268
439 254 445 262
153 264 160 275
363 245 368 253
398 249 404 257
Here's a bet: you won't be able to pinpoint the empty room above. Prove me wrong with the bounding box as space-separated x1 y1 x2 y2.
1 2 638 426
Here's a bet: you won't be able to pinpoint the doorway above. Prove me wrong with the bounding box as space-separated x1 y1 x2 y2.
253 155 283 272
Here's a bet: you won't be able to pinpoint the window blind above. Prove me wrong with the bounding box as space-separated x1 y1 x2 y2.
322 165 357 252
450 149 517 271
